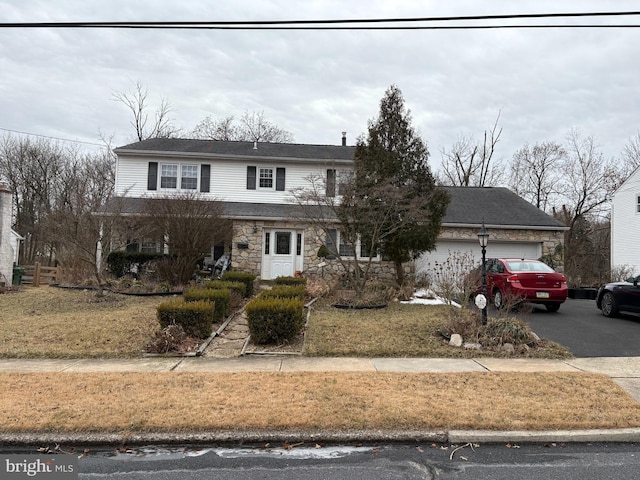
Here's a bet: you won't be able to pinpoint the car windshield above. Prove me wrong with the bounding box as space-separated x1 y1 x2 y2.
505 260 555 273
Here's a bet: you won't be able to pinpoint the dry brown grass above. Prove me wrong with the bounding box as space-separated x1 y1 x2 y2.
1 371 638 433
303 302 571 358
0 287 165 358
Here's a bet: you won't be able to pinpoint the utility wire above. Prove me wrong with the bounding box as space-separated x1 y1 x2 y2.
1 11 640 29
0 127 106 147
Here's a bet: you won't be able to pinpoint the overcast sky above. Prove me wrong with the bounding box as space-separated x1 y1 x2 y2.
1 0 639 174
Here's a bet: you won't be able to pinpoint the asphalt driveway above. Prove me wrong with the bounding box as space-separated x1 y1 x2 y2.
515 298 640 357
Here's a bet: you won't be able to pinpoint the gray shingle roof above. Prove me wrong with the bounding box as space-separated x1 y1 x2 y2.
103 187 565 231
442 186 566 229
115 138 356 162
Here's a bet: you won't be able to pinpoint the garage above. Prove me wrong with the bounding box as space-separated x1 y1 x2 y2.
415 239 541 279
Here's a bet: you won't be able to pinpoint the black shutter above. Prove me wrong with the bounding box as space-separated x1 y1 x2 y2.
147 162 158 191
200 164 210 192
326 169 336 197
276 167 286 191
247 166 256 190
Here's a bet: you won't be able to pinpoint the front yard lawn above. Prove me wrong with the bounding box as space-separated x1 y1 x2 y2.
0 287 164 358
303 301 572 358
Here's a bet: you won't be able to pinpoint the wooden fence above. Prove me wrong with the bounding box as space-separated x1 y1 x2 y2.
21 263 59 287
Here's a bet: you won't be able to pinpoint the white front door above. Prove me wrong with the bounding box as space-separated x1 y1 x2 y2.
270 230 295 278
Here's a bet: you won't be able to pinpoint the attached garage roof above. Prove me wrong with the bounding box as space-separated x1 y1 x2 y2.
442 186 566 230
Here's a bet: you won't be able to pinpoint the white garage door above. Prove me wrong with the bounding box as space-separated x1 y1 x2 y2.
415 240 541 279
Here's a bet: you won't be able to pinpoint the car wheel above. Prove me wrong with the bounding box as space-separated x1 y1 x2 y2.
493 289 504 309
600 291 618 318
545 303 561 312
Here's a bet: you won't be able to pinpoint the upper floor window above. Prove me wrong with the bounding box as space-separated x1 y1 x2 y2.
247 166 286 191
259 168 274 189
148 162 210 193
326 169 350 197
637 194 640 213
161 164 178 189
181 165 198 190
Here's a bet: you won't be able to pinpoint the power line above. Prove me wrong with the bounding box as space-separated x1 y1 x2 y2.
1 11 640 29
0 127 106 147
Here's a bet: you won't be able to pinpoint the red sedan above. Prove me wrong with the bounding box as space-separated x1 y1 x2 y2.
476 258 568 312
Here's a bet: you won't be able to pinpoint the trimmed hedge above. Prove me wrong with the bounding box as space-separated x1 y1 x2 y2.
259 284 306 300
274 276 307 286
204 280 247 299
246 297 304 344
183 288 230 323
221 271 256 297
156 298 214 339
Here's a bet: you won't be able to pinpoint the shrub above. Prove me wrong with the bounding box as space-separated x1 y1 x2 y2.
205 280 246 298
481 317 536 347
221 271 256 297
274 276 307 286
156 298 214 339
259 284 306 300
146 324 192 354
246 296 305 344
106 251 163 278
183 288 230 323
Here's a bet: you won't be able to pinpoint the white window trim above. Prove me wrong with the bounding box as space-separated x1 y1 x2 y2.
258 166 276 191
327 229 381 261
159 162 200 191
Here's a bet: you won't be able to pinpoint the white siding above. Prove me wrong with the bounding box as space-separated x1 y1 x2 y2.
115 154 340 203
611 167 640 274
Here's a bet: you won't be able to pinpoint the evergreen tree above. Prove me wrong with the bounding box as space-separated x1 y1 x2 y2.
349 85 449 285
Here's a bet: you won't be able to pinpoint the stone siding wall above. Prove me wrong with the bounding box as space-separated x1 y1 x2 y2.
229 221 564 281
439 226 564 257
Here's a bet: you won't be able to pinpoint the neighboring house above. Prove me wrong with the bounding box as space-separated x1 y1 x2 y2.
10 229 23 265
611 165 640 275
0 184 14 285
109 137 567 281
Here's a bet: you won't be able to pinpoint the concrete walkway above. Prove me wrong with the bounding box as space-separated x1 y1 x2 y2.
1 356 639 402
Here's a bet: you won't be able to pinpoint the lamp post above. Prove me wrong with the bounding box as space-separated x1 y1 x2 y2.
477 222 490 325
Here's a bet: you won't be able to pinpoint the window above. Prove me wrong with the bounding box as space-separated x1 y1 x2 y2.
181 165 198 190
264 232 270 255
326 169 350 197
247 166 286 191
325 229 379 260
637 195 640 213
160 164 178 189
296 233 302 256
259 168 274 189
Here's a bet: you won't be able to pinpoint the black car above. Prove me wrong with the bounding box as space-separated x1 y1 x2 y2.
596 275 640 317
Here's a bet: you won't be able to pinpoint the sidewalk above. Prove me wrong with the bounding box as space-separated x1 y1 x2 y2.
2 356 640 445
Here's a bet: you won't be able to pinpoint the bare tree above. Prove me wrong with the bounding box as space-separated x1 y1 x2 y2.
113 80 179 141
509 141 566 211
439 112 504 187
619 131 640 183
140 192 232 285
191 115 239 141
553 129 621 286
191 110 294 143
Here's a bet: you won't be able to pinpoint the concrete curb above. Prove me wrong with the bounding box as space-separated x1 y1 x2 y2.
3 428 640 447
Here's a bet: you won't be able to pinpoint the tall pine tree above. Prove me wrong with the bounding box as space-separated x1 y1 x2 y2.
348 85 449 285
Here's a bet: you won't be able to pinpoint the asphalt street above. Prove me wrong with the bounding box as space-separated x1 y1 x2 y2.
514 298 640 357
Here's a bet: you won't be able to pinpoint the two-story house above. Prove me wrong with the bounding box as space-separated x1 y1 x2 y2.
109 137 567 281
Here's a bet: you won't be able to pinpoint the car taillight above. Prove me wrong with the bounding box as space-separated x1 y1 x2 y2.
506 275 520 283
